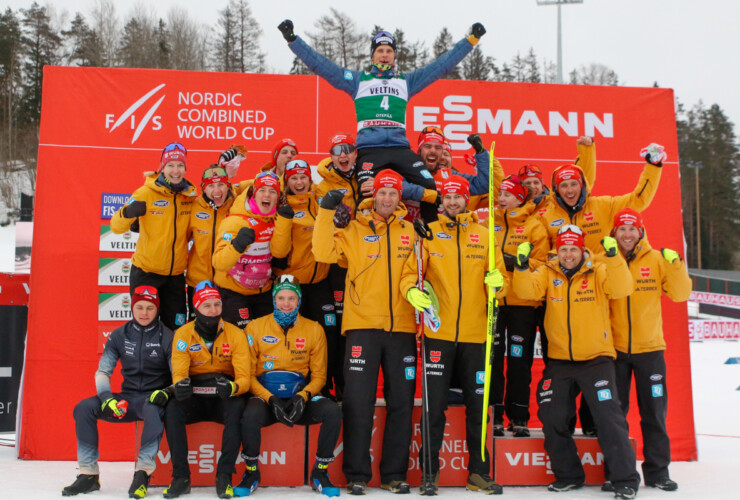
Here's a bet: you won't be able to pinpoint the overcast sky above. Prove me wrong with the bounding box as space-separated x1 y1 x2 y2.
7 0 740 131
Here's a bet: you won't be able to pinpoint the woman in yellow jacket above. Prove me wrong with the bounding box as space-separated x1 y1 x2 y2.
271 159 343 399
238 275 342 497
399 175 506 494
312 169 417 494
489 175 549 438
211 171 280 329
111 142 197 330
539 142 665 253
185 164 237 319
606 208 691 492
513 225 641 498
164 282 251 499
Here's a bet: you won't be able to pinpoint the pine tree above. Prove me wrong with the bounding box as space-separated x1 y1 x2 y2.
62 13 104 67
0 8 23 165
462 46 491 81
568 63 618 85
213 0 264 73
524 48 540 83
432 27 460 79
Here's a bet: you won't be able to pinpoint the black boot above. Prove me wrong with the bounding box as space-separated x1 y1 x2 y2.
128 470 150 499
163 477 191 499
216 473 234 499
62 474 100 496
310 462 340 497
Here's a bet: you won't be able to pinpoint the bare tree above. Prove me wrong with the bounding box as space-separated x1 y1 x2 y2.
308 8 364 70
213 0 264 73
569 63 619 86
89 0 119 66
166 7 208 71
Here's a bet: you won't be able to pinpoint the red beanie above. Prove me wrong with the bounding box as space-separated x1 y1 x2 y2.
499 175 529 203
131 285 160 310
611 208 644 236
201 165 231 191
329 134 356 151
417 127 445 152
193 281 221 310
372 169 404 196
160 142 187 169
440 175 470 202
556 225 585 250
553 165 584 190
284 159 311 181
253 171 280 193
271 138 298 166
518 163 543 182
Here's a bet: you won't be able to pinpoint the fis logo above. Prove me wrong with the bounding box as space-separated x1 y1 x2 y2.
105 84 165 144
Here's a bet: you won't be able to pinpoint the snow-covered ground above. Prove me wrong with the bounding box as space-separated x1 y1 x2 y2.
2 340 738 499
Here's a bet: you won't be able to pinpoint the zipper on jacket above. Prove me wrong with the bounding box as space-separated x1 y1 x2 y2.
454 223 463 344
385 221 395 332
567 279 574 361
627 295 633 356
169 193 177 276
307 198 319 283
210 205 218 279
502 211 510 307
137 326 144 391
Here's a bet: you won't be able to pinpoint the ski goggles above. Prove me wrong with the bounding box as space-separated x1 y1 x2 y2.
558 224 584 236
201 167 230 188
518 164 543 179
194 280 216 293
253 171 281 191
330 143 356 156
133 286 158 298
163 142 187 153
285 159 311 180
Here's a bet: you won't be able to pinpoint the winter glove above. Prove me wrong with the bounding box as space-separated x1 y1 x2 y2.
277 204 295 219
219 145 247 178
215 376 236 399
278 20 296 42
661 248 680 263
286 394 306 423
484 269 504 290
413 218 433 240
406 287 432 312
269 396 293 427
467 133 485 154
101 398 126 419
333 203 352 228
640 143 666 167
516 242 533 269
122 200 147 218
320 189 345 210
468 23 486 45
601 236 618 257
174 378 193 401
149 389 169 407
502 252 517 272
232 226 256 253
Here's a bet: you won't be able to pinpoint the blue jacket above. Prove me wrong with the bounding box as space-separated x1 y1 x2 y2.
290 36 474 149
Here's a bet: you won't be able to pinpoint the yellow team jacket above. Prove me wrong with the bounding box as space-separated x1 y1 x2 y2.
246 314 327 402
610 236 692 354
271 191 330 285
186 194 235 287
513 252 634 361
492 202 549 307
539 162 661 252
171 319 250 395
399 211 508 343
111 174 197 276
312 198 417 335
212 189 275 295
314 158 362 214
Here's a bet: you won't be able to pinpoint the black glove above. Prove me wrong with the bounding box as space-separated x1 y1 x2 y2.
471 23 486 39
219 148 238 164
320 189 345 210
215 376 236 399
174 378 192 401
286 394 306 423
232 226 256 253
269 396 293 426
503 253 517 272
333 203 351 228
413 218 433 240
277 20 296 42
277 204 295 219
467 134 484 154
123 200 146 218
149 389 170 407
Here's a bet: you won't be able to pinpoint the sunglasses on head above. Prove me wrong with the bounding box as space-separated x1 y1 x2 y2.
286 159 309 171
163 142 187 153
558 224 584 236
255 171 280 180
330 144 356 156
134 286 158 297
420 125 444 136
519 164 542 176
204 167 228 178
194 280 216 293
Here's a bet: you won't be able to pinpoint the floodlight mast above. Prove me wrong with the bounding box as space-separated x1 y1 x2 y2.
536 0 583 83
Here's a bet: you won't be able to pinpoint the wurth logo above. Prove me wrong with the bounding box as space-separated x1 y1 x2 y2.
640 267 651 278
351 346 362 358
581 279 589 290
515 226 525 234
584 211 594 222
430 350 441 363
105 84 165 144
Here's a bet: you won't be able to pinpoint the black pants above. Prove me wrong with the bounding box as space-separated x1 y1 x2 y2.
217 287 273 329
301 278 344 399
164 394 246 478
342 329 417 483
615 349 671 484
421 338 489 475
324 265 348 398
130 265 187 331
241 396 342 461
491 305 538 423
356 146 438 222
537 357 640 489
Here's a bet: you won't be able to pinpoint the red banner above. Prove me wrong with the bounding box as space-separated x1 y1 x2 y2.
21 67 694 463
